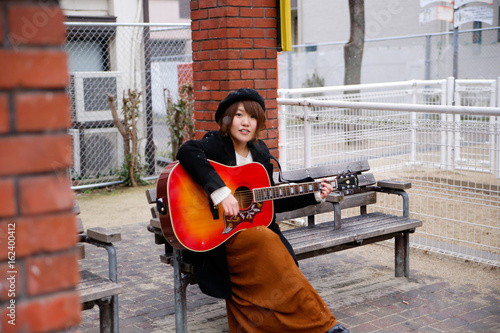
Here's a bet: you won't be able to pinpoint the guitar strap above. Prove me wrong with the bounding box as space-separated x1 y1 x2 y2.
269 155 314 184
209 197 219 220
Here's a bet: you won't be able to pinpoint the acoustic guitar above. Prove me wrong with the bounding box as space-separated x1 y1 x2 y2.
156 160 358 252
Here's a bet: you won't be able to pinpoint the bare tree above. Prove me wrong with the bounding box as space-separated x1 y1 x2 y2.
344 0 365 86
164 83 195 159
344 0 365 145
108 89 144 187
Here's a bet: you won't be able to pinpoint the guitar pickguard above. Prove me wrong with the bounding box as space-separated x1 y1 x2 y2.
222 202 263 234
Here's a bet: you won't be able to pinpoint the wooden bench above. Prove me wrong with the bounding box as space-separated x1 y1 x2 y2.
75 202 122 333
146 160 422 333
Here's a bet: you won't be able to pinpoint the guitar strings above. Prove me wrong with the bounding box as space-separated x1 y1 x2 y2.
234 183 324 201
231 178 350 204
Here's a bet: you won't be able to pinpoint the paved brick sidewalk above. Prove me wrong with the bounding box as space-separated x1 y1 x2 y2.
79 222 500 332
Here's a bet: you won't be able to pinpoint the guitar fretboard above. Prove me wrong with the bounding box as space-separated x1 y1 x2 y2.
253 180 337 202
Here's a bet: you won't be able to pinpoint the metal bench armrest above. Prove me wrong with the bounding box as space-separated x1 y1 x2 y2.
79 235 119 283
368 186 410 218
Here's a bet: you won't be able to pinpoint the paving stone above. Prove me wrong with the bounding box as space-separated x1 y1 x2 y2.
429 317 469 331
457 309 493 323
348 322 380 333
369 314 407 329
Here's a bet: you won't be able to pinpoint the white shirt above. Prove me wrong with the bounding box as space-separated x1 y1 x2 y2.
209 152 253 205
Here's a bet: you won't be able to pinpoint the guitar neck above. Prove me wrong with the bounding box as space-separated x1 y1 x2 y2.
253 179 338 202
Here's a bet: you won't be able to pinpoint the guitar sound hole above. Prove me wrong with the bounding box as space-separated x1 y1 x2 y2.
234 186 253 210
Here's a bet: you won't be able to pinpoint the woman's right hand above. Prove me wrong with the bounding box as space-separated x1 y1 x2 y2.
221 194 240 216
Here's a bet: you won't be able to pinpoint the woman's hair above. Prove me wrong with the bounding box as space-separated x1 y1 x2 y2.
219 100 266 140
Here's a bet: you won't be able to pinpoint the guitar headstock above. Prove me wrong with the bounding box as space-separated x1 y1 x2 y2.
336 172 359 192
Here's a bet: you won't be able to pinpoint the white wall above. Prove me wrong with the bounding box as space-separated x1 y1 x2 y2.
60 0 110 17
286 0 500 87
61 0 145 22
297 0 499 45
113 0 145 22
149 0 190 23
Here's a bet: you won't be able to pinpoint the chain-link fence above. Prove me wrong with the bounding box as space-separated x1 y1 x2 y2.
278 27 500 90
65 23 191 189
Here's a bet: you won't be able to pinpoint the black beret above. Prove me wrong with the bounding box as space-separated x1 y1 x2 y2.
215 88 266 124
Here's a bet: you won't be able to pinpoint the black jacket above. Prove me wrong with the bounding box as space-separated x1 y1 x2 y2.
176 131 318 299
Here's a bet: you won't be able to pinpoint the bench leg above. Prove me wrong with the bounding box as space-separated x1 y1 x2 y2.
173 249 188 333
394 232 410 277
307 215 315 226
97 295 118 333
333 203 341 230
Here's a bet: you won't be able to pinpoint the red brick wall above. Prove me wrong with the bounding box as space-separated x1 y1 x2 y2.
190 0 280 157
0 1 80 332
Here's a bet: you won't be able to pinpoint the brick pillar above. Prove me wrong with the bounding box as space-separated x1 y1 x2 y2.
0 1 81 332
190 0 280 157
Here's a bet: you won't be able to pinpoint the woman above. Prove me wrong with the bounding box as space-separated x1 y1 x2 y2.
177 88 348 333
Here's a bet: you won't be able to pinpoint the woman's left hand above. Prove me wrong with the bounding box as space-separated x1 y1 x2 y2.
319 181 333 199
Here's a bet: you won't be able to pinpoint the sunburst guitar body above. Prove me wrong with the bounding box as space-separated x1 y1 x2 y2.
156 160 358 252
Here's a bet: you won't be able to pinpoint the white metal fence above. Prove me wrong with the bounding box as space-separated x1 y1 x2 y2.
278 78 500 267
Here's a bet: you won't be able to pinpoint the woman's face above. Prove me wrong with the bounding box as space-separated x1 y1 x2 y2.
229 103 258 145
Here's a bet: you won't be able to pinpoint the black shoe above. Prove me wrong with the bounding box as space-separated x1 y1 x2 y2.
326 323 349 333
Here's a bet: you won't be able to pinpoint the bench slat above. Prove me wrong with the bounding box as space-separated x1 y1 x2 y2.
276 201 337 222
78 270 122 303
377 180 412 190
285 213 422 256
285 212 411 241
150 217 161 229
87 227 122 243
79 283 122 304
76 217 85 234
151 206 158 219
290 222 420 256
337 191 377 210
274 160 371 184
356 173 376 187
146 188 157 204
283 211 390 243
276 191 377 222
76 243 86 259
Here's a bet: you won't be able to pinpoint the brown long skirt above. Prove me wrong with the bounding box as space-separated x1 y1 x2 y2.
225 226 337 333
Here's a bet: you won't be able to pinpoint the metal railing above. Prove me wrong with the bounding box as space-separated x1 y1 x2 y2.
278 78 500 267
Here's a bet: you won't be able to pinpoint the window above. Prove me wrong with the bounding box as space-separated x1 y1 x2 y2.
473 21 482 44
65 23 116 72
